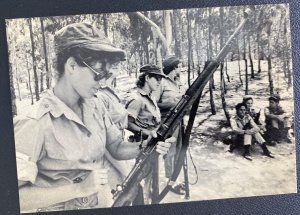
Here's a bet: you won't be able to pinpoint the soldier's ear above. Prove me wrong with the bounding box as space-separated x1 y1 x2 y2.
145 75 150 81
66 57 76 71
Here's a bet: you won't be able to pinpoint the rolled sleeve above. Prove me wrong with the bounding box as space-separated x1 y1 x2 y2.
230 117 245 135
14 116 45 186
102 106 123 147
249 117 260 133
16 152 38 185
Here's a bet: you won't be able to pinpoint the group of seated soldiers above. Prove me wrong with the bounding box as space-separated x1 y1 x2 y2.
229 94 292 161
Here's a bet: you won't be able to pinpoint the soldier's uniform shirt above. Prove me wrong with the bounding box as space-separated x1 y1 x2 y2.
96 86 128 131
264 105 290 128
246 107 261 124
14 90 122 211
125 88 161 204
230 114 264 145
152 77 183 117
264 105 291 142
95 86 131 182
126 88 161 130
152 76 184 178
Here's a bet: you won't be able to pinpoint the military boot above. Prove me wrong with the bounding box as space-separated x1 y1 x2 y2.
243 145 252 161
261 143 275 158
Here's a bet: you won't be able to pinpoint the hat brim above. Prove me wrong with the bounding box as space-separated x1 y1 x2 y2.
147 71 167 78
81 43 126 61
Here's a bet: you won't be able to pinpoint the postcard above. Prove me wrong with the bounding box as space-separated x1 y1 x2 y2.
1 1 298 214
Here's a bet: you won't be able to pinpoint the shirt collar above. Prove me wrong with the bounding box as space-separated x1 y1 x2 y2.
99 85 121 102
36 89 96 128
137 88 157 107
137 88 150 96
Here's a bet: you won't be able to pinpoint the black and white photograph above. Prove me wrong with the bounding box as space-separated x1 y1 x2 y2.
5 3 296 213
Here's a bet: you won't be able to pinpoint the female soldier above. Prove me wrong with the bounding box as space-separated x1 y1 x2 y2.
14 23 172 212
126 64 165 204
242 95 262 125
96 59 131 183
152 55 185 195
126 64 165 139
97 61 128 134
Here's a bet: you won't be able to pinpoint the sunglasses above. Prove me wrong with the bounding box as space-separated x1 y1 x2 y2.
81 60 112 81
151 75 163 82
75 53 115 81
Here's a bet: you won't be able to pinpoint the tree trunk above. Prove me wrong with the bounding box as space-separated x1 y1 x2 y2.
187 9 192 86
248 34 254 79
135 12 169 55
225 59 229 85
40 17 50 89
244 34 248 95
103 14 109 37
15 66 21 101
283 18 292 89
173 10 181 59
267 22 274 95
195 22 201 67
237 36 243 84
209 79 216 115
40 72 44 92
220 63 230 123
164 10 172 54
26 57 34 105
219 7 230 122
257 30 261 73
9 63 17 116
28 18 40 101
208 8 215 91
268 57 274 94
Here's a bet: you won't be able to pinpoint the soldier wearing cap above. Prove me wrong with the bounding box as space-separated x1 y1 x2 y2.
95 58 131 182
126 64 165 204
242 95 261 125
153 55 183 114
13 23 173 212
152 55 186 195
126 64 165 142
230 103 274 161
264 95 292 144
242 95 267 135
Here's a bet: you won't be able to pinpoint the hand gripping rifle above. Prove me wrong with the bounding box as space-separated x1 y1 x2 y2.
112 7 254 207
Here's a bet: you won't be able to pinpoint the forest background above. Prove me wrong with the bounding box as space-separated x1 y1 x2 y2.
6 4 292 118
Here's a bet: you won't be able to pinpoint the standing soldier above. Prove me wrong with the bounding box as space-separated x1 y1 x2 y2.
13 23 172 212
152 55 186 195
126 64 166 204
95 58 131 191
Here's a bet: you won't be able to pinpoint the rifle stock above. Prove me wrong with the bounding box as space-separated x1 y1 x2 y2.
112 7 254 207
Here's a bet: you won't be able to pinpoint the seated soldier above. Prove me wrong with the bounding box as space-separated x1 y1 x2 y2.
242 95 261 125
230 103 274 161
242 95 266 134
264 95 292 144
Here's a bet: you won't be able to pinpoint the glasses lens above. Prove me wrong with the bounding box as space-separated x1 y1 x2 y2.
81 59 111 81
94 72 112 81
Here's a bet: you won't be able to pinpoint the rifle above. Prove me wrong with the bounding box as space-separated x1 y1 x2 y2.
112 7 254 207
